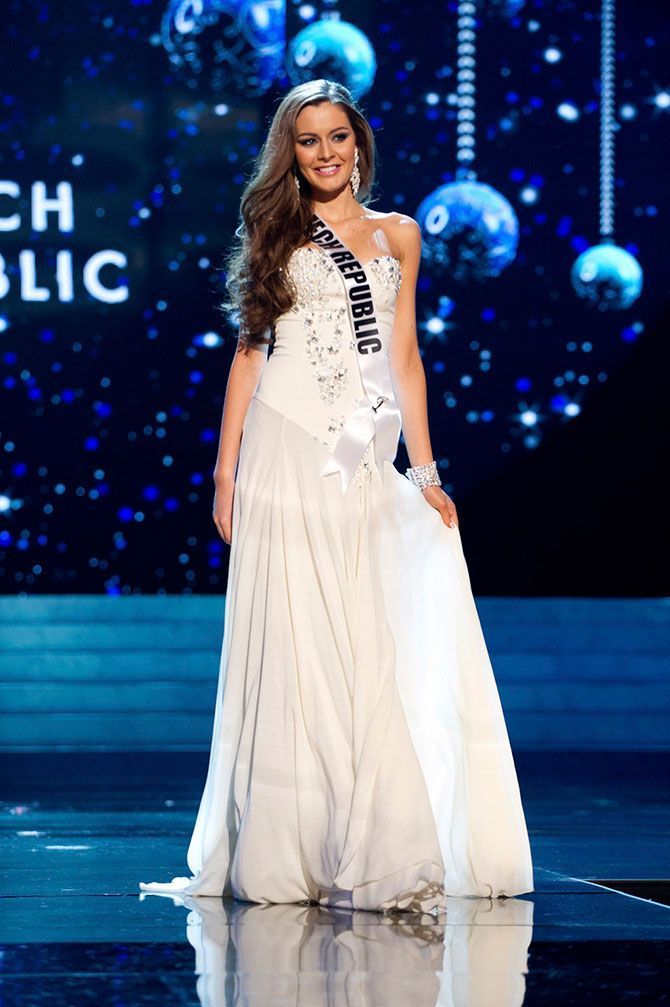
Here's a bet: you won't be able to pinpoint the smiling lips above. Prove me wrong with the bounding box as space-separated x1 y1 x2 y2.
313 164 342 175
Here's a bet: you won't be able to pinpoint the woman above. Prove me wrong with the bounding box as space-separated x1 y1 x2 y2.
139 79 534 915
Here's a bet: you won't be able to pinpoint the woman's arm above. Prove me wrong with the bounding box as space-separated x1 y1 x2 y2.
388 216 459 529
388 217 435 469
213 336 269 484
212 334 269 542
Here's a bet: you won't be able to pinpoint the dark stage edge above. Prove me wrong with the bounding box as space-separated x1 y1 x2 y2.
1 751 669 1006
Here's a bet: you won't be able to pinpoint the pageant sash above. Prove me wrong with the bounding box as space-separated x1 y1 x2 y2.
309 212 402 493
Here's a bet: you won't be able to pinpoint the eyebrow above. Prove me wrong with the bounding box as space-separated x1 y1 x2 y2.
296 127 351 137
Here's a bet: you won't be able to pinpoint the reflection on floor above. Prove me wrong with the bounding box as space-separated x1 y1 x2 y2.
1 751 669 1005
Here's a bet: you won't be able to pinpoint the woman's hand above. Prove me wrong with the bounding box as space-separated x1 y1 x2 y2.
421 484 459 528
213 474 235 544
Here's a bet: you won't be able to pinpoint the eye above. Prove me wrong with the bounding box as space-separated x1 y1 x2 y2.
298 132 350 146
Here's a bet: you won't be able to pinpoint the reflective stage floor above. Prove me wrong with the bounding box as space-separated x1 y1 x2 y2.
2 751 669 1005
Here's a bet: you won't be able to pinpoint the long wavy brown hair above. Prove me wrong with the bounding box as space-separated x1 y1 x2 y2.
221 79 378 353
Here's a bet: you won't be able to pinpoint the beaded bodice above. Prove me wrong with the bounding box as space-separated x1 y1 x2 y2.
252 244 402 488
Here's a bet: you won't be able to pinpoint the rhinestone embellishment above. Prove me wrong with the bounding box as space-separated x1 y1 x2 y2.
368 255 402 295
287 247 351 405
287 245 337 311
303 307 349 404
352 441 375 487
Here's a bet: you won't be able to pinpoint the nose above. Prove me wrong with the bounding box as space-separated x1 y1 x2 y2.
317 140 335 160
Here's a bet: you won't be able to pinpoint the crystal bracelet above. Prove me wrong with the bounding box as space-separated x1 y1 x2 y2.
405 460 441 490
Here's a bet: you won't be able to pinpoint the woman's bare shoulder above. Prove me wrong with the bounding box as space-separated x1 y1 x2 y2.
366 208 418 226
367 210 421 258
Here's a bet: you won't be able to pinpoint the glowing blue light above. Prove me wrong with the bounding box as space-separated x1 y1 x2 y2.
194 331 223 348
654 91 670 110
493 0 526 17
565 402 581 417
557 102 580 122
520 187 538 204
426 317 445 335
520 409 537 426
620 103 636 120
543 47 562 63
0 495 11 513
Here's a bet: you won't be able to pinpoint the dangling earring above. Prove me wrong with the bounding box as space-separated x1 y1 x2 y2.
350 148 361 197
293 171 301 200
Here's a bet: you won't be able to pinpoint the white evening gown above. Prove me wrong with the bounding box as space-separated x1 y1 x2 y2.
139 244 534 913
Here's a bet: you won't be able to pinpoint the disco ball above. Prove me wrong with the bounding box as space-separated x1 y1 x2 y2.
571 242 643 310
286 19 376 100
161 0 285 96
416 181 519 282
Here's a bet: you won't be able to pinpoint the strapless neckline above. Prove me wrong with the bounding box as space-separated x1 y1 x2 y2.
295 244 403 275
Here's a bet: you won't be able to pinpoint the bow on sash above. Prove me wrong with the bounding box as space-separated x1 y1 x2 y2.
309 212 402 493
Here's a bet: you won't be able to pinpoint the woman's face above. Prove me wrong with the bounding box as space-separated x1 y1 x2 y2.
294 101 357 193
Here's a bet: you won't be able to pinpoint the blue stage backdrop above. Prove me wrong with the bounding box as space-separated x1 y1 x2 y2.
0 0 666 594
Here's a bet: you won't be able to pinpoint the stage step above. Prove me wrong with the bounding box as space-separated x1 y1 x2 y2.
0 596 667 752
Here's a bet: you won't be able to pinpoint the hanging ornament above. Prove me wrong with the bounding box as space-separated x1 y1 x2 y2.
572 244 643 310
286 2 376 100
160 0 285 97
417 182 518 282
416 0 518 282
571 0 643 310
